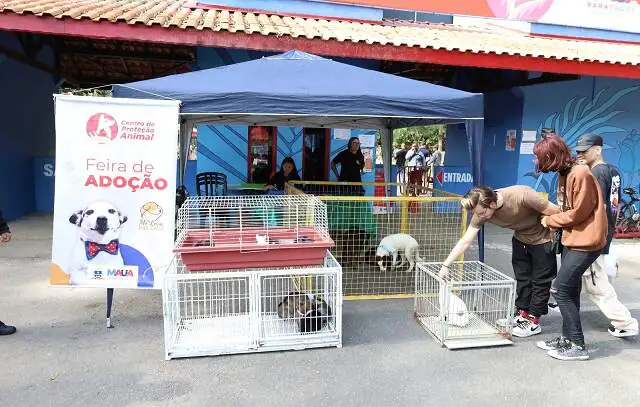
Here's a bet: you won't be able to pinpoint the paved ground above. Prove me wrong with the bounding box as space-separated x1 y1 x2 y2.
1 214 639 407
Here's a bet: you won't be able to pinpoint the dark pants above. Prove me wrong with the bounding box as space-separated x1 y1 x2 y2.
554 247 601 345
512 238 557 317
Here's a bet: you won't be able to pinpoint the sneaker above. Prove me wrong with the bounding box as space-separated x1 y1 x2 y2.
497 310 528 327
548 302 560 313
608 325 639 338
0 321 16 336
547 342 589 361
512 317 542 338
536 336 570 351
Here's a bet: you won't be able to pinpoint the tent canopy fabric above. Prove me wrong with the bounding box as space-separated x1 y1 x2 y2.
112 50 483 129
113 50 486 260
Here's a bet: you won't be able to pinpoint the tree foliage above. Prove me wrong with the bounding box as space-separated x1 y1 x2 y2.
392 125 445 148
59 87 112 97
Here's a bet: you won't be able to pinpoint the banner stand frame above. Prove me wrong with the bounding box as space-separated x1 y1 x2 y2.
106 288 115 328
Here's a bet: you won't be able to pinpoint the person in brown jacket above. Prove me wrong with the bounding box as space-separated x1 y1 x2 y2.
533 133 607 361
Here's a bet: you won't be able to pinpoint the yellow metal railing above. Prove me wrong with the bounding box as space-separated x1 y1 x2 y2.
286 181 466 300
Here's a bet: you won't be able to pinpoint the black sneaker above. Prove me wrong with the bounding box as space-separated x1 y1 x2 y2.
547 342 589 361
0 321 16 336
548 302 560 313
536 336 570 351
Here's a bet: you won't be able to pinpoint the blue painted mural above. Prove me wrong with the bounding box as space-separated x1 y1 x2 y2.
196 124 305 185
197 125 376 189
516 77 640 202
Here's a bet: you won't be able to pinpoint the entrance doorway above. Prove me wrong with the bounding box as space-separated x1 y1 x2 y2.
302 128 330 181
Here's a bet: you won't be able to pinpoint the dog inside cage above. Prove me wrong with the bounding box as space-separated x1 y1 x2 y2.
284 182 466 298
277 292 333 333
261 273 337 337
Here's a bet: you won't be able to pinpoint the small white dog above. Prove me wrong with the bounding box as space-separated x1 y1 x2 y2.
376 233 422 273
67 201 128 285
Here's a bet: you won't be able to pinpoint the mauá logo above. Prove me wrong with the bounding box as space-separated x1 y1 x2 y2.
93 268 135 279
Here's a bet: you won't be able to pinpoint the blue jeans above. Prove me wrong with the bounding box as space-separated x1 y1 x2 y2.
555 247 601 345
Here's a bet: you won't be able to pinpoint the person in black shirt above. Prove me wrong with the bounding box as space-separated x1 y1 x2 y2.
331 137 365 195
395 143 408 168
0 209 17 336
332 137 364 182
573 133 638 337
264 157 301 191
395 143 408 184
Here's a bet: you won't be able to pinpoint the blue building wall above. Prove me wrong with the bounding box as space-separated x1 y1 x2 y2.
444 75 640 199
444 88 524 190
0 32 56 221
442 124 468 167
481 89 525 188
513 76 640 202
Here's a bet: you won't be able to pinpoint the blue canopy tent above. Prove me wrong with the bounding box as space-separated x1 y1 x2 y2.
113 50 486 260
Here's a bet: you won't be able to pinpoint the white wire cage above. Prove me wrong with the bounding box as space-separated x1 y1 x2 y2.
414 261 516 349
174 195 334 271
163 252 342 359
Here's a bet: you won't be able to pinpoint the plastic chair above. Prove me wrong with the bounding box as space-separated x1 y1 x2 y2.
195 172 227 196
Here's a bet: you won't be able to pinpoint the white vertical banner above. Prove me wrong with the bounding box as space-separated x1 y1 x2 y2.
51 95 180 289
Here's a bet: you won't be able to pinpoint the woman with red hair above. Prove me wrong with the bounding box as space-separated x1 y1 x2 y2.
533 133 607 361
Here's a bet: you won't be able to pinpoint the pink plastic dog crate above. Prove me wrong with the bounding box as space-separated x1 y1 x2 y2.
174 227 333 271
174 195 333 272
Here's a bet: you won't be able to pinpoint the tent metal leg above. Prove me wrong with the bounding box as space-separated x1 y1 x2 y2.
478 225 485 262
106 288 114 328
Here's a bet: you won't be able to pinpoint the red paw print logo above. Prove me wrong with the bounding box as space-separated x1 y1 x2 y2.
86 113 118 144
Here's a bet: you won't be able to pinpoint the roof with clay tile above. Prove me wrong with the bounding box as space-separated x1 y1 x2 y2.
0 0 639 72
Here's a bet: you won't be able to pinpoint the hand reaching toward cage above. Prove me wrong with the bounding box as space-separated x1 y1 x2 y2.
439 264 451 280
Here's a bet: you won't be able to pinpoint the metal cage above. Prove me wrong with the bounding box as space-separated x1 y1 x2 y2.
174 195 333 271
163 253 342 359
287 181 466 299
414 261 516 349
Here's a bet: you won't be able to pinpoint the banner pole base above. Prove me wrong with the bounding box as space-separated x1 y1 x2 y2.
106 288 114 329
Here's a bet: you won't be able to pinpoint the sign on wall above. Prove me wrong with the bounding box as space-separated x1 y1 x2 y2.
51 95 180 289
433 166 474 196
322 0 640 34
433 166 473 214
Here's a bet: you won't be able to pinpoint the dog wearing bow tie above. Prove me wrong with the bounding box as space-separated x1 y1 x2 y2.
67 201 128 286
376 233 422 273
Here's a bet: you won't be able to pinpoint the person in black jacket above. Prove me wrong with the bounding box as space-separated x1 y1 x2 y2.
0 209 17 335
331 137 365 196
264 157 301 191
